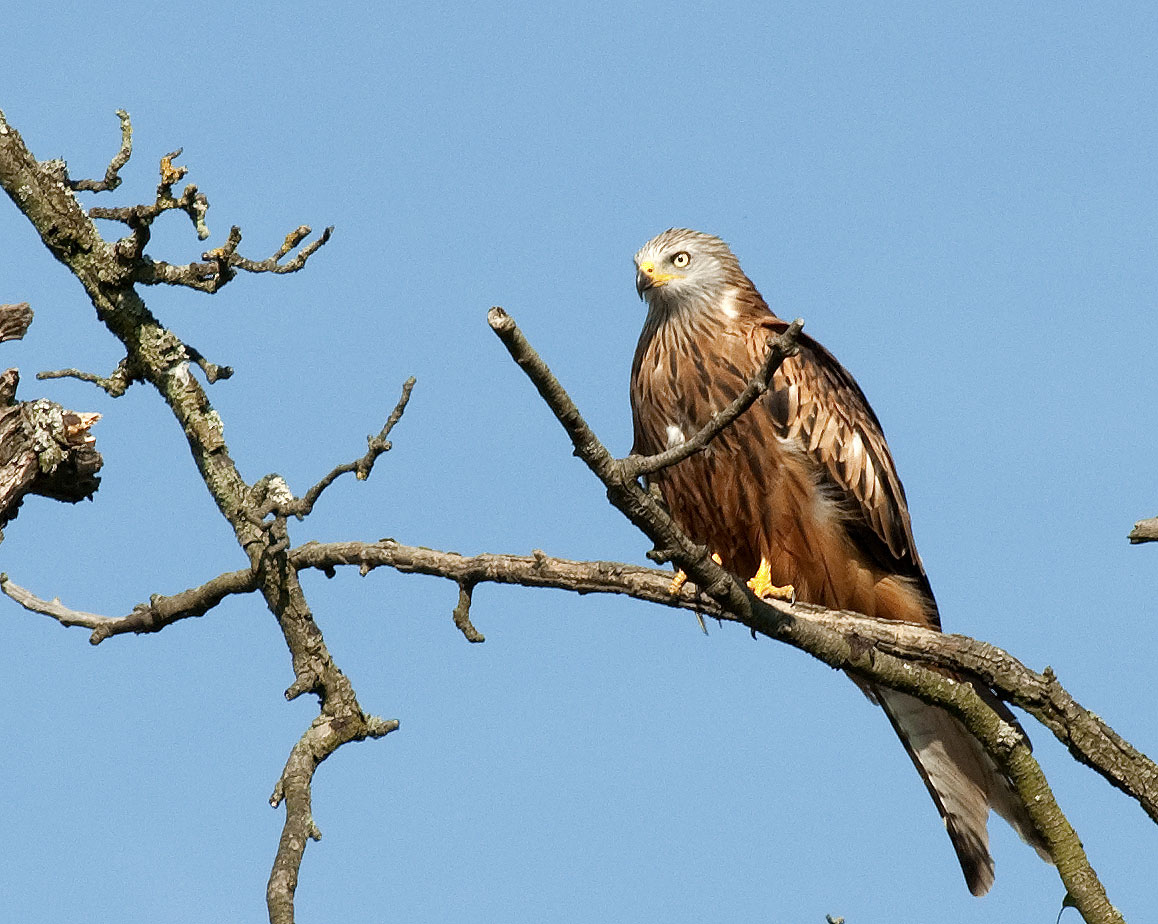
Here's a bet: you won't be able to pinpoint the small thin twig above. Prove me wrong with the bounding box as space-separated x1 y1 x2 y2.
38 357 137 396
134 224 333 293
184 344 233 384
233 225 335 274
259 377 416 520
0 568 257 644
452 581 485 642
0 573 111 630
620 318 803 479
90 148 209 241
67 109 132 192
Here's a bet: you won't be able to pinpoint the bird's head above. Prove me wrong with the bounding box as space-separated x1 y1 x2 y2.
634 228 745 312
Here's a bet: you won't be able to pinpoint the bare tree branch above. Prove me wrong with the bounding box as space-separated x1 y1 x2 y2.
1128 516 1158 544
132 223 334 292
67 109 132 192
0 107 365 924
289 538 1158 827
259 376 416 520
13 521 1156 845
0 569 258 643
619 317 803 479
38 356 138 396
267 712 399 923
89 147 211 241
0 573 112 629
451 581 485 642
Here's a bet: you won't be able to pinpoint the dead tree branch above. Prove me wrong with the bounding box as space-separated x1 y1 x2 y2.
67 109 132 193
1128 516 1158 544
0 107 367 924
12 524 1156 842
620 317 803 479
0 569 257 643
0 304 103 537
258 376 417 520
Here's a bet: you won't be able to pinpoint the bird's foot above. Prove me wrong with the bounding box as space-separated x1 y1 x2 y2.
746 558 795 603
668 552 724 595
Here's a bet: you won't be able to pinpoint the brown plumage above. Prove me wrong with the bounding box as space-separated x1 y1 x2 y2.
629 228 1049 895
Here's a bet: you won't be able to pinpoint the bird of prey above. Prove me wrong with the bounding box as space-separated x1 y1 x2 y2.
629 227 1048 895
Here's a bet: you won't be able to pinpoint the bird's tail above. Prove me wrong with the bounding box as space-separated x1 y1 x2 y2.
873 685 1052 896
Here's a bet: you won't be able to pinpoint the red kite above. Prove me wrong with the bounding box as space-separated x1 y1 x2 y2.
629 227 1047 895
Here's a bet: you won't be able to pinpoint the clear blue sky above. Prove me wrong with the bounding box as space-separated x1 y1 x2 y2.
5 3 1157 921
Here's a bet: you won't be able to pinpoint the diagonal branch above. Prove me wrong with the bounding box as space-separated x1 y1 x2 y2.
267 711 399 922
0 108 361 924
259 377 416 520
620 318 803 479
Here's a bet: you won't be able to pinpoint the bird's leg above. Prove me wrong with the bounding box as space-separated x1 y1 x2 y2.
668 552 723 595
746 557 795 603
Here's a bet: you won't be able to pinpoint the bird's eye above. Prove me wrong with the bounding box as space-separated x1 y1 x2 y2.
671 251 691 268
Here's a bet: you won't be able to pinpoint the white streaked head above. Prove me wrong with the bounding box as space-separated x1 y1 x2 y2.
633 229 748 313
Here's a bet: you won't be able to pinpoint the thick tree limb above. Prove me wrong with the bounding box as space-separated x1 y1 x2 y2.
288 539 1158 825
0 393 102 535
13 528 1156 844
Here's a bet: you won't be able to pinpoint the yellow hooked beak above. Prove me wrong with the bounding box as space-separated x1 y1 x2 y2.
636 260 682 298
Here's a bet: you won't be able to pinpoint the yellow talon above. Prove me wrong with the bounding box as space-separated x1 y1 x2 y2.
668 553 724 596
746 558 795 603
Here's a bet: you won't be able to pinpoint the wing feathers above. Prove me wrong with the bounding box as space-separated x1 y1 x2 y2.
757 318 935 607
